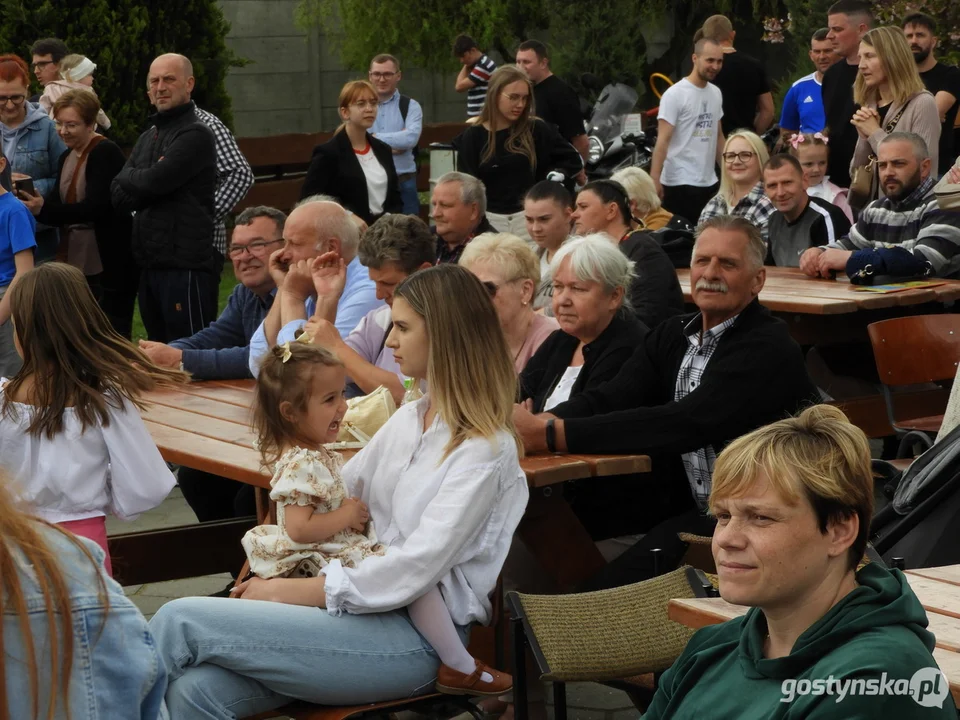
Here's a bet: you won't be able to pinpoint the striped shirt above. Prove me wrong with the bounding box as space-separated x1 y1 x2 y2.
829 176 960 278
467 54 497 117
676 313 740 511
698 181 777 245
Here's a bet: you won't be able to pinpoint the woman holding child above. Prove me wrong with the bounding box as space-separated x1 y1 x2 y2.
149 264 529 718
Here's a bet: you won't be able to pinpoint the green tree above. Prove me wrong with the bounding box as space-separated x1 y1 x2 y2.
0 0 242 146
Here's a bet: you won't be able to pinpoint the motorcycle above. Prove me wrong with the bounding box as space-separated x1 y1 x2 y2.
581 75 654 180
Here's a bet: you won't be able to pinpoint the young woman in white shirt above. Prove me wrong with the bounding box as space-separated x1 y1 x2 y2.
0 262 185 575
149 264 529 718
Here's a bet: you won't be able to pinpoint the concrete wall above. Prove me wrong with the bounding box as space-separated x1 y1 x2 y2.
220 0 470 138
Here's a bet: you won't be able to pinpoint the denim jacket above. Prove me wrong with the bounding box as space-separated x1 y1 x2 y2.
3 525 168 719
3 102 66 197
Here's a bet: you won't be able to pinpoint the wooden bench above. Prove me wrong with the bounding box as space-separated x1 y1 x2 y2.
233 123 468 218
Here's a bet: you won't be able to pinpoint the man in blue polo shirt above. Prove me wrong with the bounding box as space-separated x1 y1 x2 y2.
779 28 838 140
369 53 423 216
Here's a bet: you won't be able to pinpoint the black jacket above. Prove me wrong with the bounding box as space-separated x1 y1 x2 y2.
620 230 686 328
552 299 820 455
111 101 219 274
453 118 583 214
300 131 402 225
519 313 647 412
38 139 133 283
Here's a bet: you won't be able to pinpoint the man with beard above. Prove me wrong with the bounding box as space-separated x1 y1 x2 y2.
903 13 960 176
800 132 960 280
779 28 838 140
650 37 726 225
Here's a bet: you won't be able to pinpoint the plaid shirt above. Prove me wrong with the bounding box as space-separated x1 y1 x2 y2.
195 107 254 255
829 176 960 278
676 312 740 510
698 181 777 244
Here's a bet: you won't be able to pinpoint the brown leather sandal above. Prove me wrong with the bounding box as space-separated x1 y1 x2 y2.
436 659 513 697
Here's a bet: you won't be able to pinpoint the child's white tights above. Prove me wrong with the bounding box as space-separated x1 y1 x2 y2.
408 585 493 682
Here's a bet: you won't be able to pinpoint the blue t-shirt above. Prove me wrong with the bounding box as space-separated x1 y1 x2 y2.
0 191 37 287
779 73 825 134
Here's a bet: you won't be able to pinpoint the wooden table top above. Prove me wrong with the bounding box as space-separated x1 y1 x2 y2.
668 566 960 703
142 380 650 490
676 267 960 316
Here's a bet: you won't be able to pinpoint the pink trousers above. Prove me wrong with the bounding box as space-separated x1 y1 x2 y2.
59 516 112 577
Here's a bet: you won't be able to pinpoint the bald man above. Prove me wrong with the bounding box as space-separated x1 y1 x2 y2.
246 196 381 376
112 53 220 343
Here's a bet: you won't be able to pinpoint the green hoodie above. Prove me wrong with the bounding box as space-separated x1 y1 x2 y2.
644 563 957 718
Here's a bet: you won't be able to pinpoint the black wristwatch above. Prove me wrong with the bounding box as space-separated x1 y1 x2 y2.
545 418 557 453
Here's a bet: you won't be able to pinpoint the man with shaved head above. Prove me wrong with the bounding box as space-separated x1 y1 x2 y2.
246 196 381 376
112 52 220 343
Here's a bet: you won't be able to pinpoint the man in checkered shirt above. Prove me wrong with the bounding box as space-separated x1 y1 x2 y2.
194 107 254 258
514 215 820 589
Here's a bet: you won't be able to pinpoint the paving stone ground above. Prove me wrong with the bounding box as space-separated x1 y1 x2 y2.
106 489 640 719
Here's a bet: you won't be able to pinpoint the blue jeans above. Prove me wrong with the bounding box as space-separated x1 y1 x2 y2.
148 597 468 720
399 176 420 216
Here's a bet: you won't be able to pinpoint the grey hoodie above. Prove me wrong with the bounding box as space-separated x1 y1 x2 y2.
1 101 51 164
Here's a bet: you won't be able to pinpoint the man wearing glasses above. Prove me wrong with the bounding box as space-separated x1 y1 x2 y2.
138 205 285 378
29 38 68 100
369 54 423 216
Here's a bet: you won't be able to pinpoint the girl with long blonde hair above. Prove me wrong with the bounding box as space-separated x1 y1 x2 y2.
0 477 167 719
455 65 582 239
148 264 529 715
0 262 186 575
850 26 940 188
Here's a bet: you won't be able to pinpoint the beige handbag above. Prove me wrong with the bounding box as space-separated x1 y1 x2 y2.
935 162 960 210
336 385 397 444
848 156 876 215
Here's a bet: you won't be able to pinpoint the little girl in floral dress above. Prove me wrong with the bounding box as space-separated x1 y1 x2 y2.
240 340 512 696
789 131 854 223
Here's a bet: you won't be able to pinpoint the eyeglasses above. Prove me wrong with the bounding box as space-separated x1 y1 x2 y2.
227 238 283 258
504 93 530 105
54 121 83 132
32 61 54 70
368 72 396 80
722 151 756 164
351 100 378 110
0 95 26 107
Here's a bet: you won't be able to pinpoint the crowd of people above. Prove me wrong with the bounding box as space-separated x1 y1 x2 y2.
2 2 960 717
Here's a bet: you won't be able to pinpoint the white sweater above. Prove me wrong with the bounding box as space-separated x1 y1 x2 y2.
0 380 175 523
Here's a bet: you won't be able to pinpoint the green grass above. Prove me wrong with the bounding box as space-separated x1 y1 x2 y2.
130 265 239 343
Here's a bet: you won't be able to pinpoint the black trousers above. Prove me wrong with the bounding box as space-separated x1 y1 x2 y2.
578 507 718 591
139 268 219 343
178 467 257 523
662 182 719 226
100 266 140 340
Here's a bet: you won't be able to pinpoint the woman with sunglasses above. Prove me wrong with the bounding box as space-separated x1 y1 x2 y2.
459 232 558 373
0 54 67 262
571 180 684 328
698 130 776 243
300 80 402 226
454 66 583 240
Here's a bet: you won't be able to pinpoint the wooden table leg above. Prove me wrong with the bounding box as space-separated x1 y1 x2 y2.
518 486 606 591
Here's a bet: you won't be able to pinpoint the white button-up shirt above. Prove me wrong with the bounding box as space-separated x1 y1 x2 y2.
323 396 528 626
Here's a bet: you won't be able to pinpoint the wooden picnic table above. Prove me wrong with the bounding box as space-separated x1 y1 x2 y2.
668 565 960 704
136 379 651 590
676 267 960 344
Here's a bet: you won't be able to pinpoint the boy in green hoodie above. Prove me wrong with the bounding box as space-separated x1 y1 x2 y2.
644 404 957 719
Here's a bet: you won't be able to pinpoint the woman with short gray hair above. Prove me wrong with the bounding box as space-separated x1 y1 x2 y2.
519 234 647 413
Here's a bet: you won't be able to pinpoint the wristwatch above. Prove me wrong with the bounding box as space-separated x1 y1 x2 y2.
545 418 557 453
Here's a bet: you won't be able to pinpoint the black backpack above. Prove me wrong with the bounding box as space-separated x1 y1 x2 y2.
399 95 422 172
649 214 695 269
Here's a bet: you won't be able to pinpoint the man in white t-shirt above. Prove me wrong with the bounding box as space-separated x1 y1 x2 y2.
650 38 726 224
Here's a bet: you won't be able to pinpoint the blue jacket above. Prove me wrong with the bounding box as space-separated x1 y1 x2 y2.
2 102 66 197
171 283 274 379
4 525 167 719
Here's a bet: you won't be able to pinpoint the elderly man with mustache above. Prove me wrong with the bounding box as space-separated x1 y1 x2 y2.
513 214 819 589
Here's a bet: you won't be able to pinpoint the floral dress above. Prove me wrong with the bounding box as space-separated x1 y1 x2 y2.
241 446 385 579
